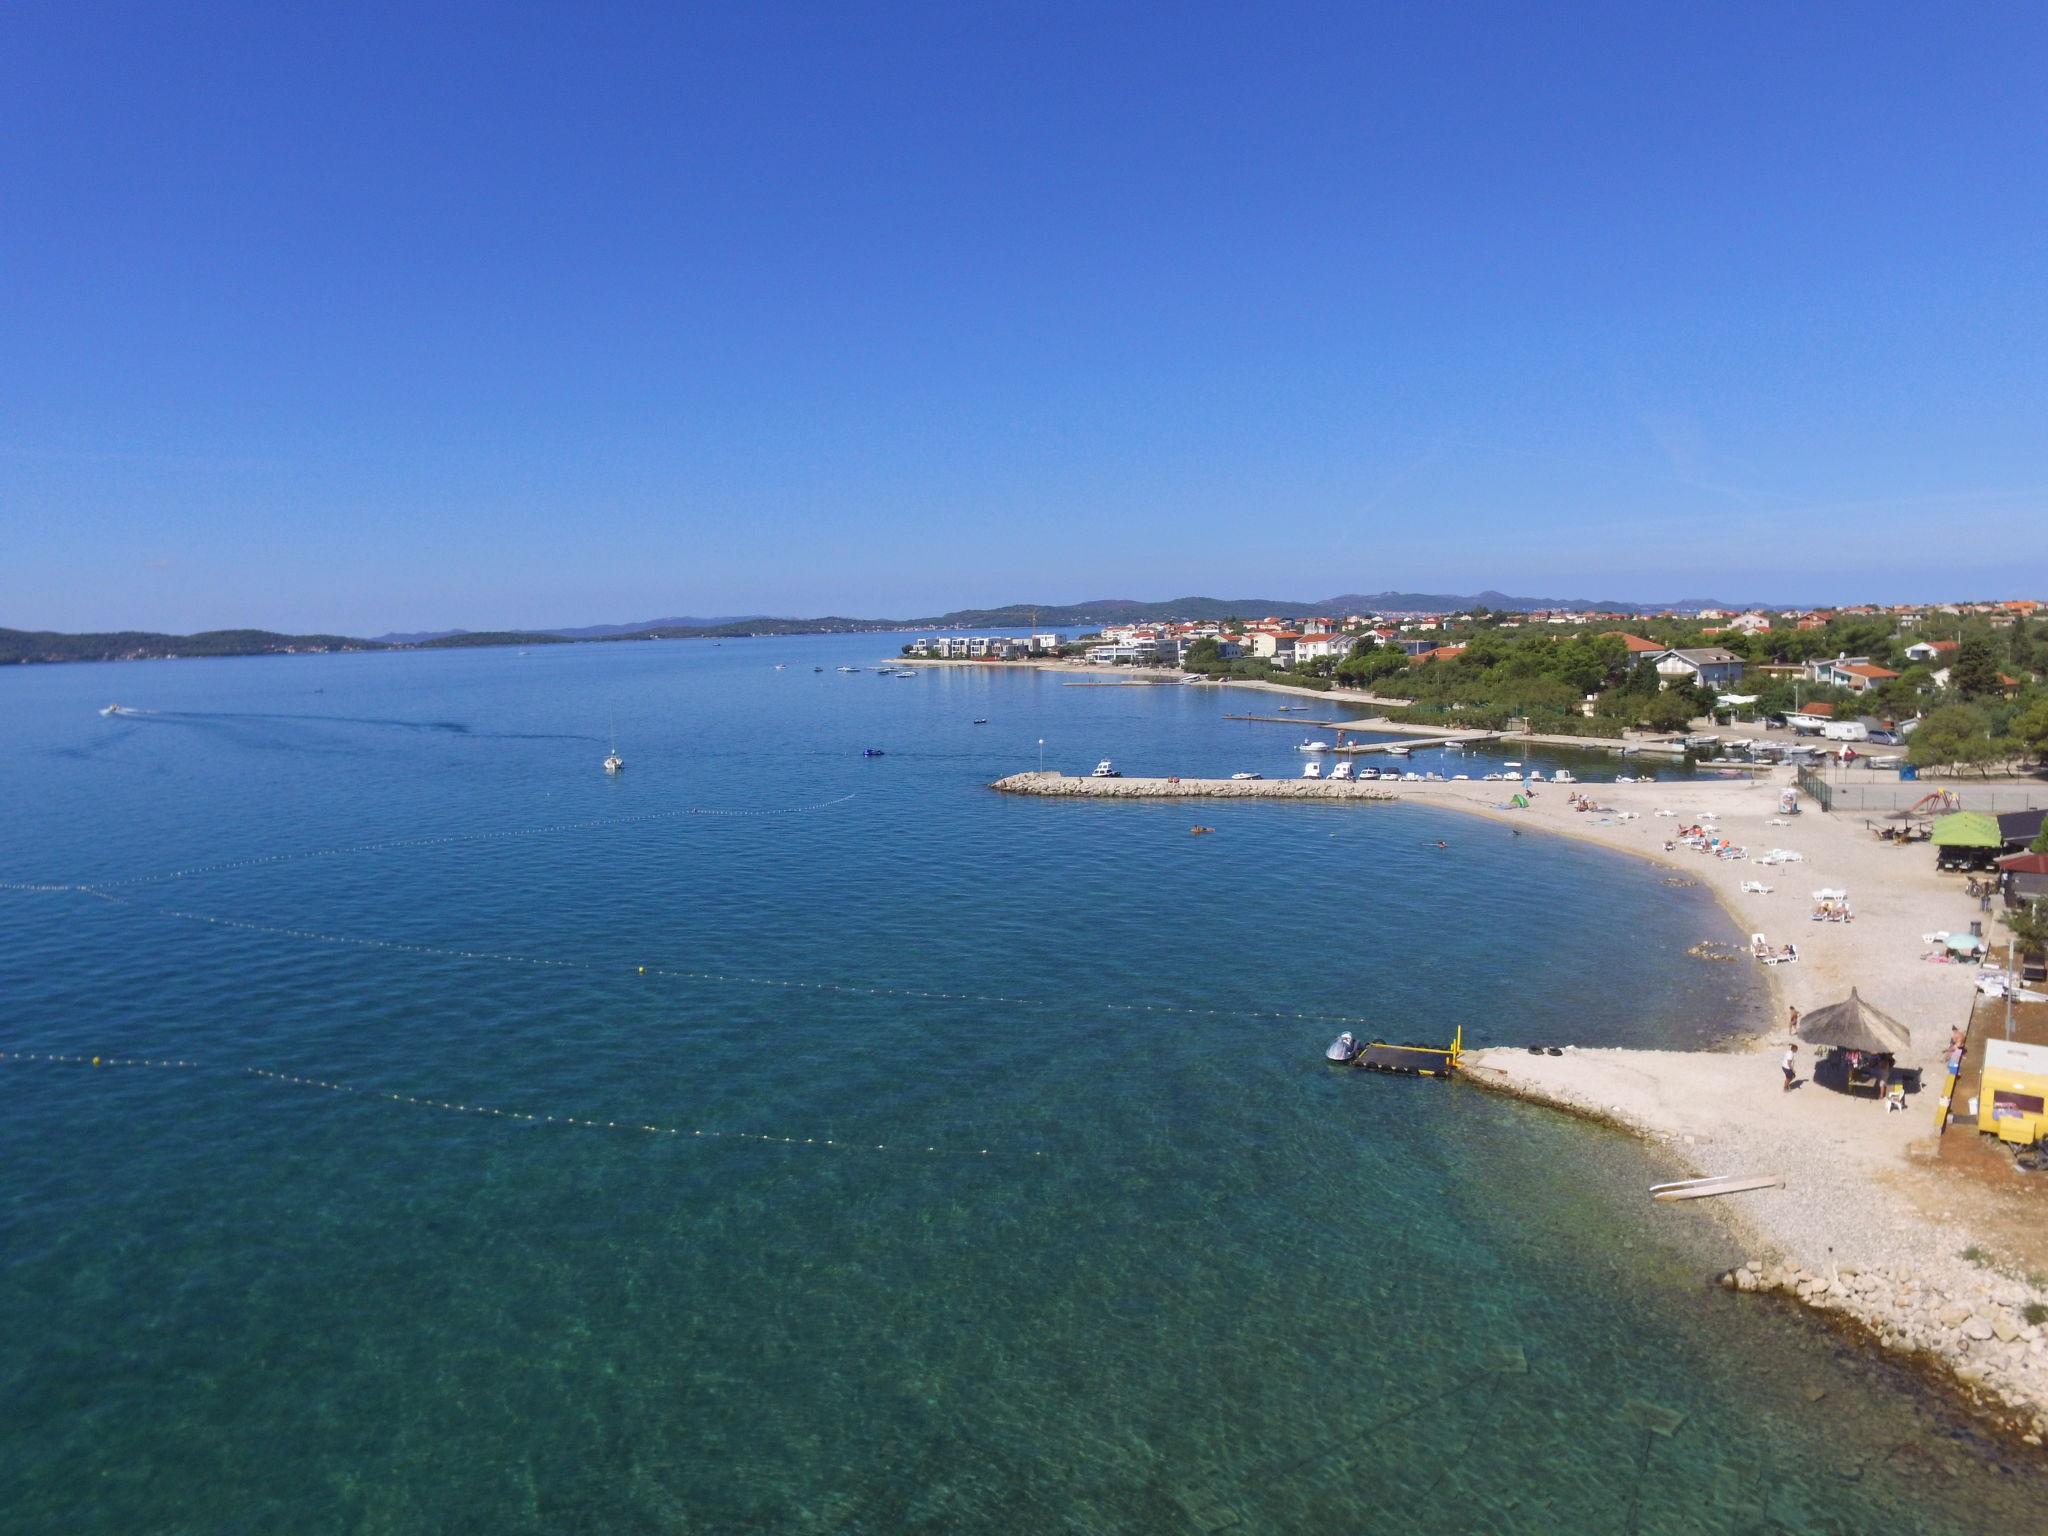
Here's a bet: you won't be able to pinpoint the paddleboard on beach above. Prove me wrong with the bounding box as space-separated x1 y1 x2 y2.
1649 1174 1784 1202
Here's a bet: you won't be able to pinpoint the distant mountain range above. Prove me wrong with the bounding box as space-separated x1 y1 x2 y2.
3 591 1768 666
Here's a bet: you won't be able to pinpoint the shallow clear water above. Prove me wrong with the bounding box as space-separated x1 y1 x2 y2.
1 638 2038 1532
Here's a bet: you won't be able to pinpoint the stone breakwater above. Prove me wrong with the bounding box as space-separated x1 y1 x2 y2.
989 771 1400 802
1718 1258 2048 1444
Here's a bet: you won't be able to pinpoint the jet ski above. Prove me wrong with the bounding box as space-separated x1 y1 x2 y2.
1325 1032 1359 1063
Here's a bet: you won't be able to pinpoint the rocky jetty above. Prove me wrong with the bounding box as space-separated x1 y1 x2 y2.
1719 1257 2048 1443
989 771 1401 801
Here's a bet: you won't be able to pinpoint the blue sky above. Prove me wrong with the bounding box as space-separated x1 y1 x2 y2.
5 2 2045 633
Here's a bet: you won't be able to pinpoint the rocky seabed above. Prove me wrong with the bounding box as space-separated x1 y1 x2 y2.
1719 1258 2048 1443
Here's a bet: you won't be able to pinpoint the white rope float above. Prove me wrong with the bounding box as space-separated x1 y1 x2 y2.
0 1050 199 1068
0 793 859 894
243 1068 1029 1159
79 887 1381 1027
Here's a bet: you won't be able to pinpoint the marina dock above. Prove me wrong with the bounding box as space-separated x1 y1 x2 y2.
1222 713 1688 758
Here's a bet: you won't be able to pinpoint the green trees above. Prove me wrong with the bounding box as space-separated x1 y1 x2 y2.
1908 704 2003 773
1952 636 2002 699
2011 697 2048 762
1335 642 1409 687
1185 637 1223 668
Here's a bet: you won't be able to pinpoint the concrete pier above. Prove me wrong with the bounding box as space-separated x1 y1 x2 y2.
989 771 1401 801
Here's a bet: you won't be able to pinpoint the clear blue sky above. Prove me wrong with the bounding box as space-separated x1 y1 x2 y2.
6 2 2044 633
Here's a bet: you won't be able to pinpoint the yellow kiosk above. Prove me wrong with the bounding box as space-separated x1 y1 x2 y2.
1977 1039 2048 1146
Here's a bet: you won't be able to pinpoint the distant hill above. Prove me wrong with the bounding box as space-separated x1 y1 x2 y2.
4 589 1780 666
0 627 385 665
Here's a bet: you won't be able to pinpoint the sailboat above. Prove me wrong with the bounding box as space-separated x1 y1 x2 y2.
603 714 624 774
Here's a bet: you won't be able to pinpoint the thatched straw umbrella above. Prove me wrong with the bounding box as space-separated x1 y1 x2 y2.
1797 989 1911 1056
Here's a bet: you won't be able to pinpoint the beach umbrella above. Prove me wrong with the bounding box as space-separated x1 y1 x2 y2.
1930 811 2002 848
1797 989 1912 1055
1945 933 1985 955
1996 853 2048 875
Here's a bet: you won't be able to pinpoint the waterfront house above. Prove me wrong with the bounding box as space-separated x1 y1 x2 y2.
1651 647 1745 689
1904 640 1958 664
1293 634 1352 664
1249 632 1300 662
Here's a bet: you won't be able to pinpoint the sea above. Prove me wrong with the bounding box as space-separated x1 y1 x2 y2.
2 635 2041 1533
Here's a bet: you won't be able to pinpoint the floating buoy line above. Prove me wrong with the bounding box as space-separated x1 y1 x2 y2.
0 1052 1033 1159
0 793 859 895
243 1069 1030 1158
70 885 1382 1028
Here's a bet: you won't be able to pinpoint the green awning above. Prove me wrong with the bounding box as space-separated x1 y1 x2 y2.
1930 811 2002 848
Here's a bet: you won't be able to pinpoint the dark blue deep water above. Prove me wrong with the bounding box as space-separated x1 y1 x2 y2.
2 638 2041 1532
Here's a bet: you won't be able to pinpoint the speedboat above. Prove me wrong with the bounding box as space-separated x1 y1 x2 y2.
99 703 126 716
838 666 861 673
1230 771 1262 780
1092 759 1121 778
1482 772 1502 781
864 748 887 758
1356 766 1380 780
1325 1032 1360 1063
1302 760 1323 779
972 717 988 725
1330 761 1354 781
1297 739 1332 752
814 666 824 673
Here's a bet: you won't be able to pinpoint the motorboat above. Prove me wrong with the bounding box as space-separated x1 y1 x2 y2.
1230 771 1262 780
1399 771 1422 782
99 703 126 716
1325 1032 1360 1063
1482 772 1502 781
1502 760 1521 769
838 666 861 673
1552 769 1577 784
1527 770 1547 782
864 748 887 758
1451 773 1470 780
1092 759 1121 778
814 666 824 672
1356 766 1381 780
1297 739 1332 752
1302 760 1323 779
1330 761 1354 781
1384 745 1410 757
972 717 988 725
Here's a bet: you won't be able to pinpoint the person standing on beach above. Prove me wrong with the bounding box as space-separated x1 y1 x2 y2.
1789 1005 1800 1032
1782 1043 1798 1092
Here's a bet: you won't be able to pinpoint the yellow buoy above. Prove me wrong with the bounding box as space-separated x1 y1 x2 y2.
637 966 645 974
93 1056 101 1066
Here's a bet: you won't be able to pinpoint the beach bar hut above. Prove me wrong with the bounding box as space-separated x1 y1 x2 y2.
1798 989 1913 1096
1977 1040 2048 1147
1931 812 2004 872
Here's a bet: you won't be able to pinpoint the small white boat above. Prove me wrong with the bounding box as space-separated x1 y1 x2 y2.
1527 770 1546 782
1092 759 1121 778
1330 761 1354 781
1302 760 1323 779
99 703 126 716
1650 1174 1782 1203
1298 740 1332 752
1482 772 1502 782
1552 769 1577 784
838 666 861 673
1230 771 1262 781
1384 745 1410 757
1502 760 1521 769
1356 766 1381 780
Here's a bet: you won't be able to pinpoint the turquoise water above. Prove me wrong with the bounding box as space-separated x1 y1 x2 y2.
1 638 2039 1533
